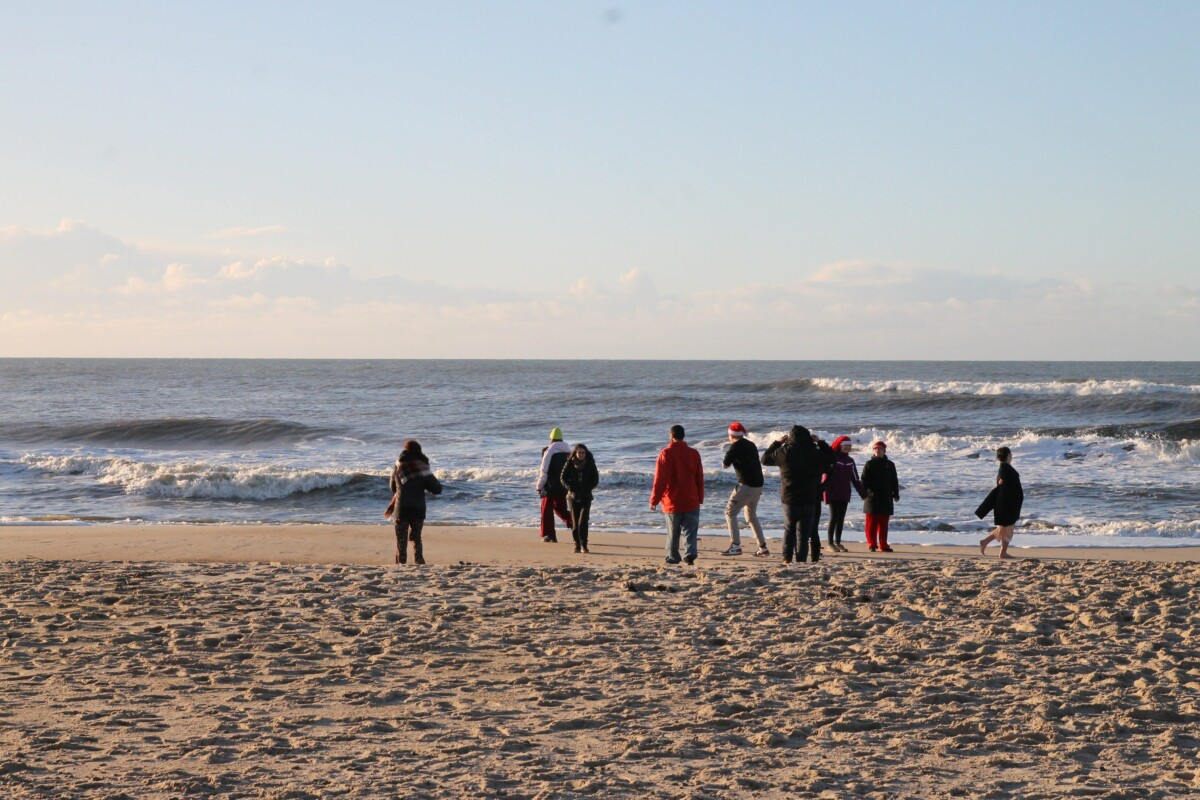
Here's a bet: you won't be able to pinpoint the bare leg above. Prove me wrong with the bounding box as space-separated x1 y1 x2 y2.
997 525 1014 559
979 531 995 554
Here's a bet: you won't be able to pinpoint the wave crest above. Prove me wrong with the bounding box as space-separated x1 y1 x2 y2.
809 377 1200 397
21 454 374 500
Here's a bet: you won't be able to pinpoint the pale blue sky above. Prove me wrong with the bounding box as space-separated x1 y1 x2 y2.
1 1 1197 358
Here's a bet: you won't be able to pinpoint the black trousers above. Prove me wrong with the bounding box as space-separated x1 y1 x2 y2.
827 501 849 544
395 509 426 563
783 503 820 562
568 498 591 548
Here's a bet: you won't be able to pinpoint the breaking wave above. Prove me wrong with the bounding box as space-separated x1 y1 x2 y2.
808 377 1200 397
21 454 378 500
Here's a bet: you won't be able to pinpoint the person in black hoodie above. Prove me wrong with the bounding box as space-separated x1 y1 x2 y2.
861 441 900 552
387 440 443 565
560 443 600 554
761 425 835 564
977 446 1023 559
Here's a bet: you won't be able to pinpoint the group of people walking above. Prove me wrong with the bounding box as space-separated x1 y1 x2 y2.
386 424 1023 566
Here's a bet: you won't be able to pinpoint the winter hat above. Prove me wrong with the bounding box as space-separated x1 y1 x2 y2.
728 421 747 437
871 440 887 450
549 427 564 441
830 435 851 451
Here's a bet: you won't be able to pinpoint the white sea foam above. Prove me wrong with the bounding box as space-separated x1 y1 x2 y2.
810 377 1200 397
22 453 366 500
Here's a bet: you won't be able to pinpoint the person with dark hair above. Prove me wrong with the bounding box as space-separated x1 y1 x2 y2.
977 446 1024 559
386 439 443 565
824 435 866 552
650 424 705 565
860 441 900 552
720 421 769 557
536 427 573 542
761 425 835 564
560 443 600 554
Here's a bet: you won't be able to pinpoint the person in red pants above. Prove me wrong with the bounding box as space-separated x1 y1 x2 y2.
536 427 573 542
860 440 900 552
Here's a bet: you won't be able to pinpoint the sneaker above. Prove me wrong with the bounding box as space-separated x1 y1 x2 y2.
837 543 849 552
781 557 792 565
868 546 878 552
665 557 682 565
544 536 558 543
719 545 743 557
684 555 696 565
582 546 590 554
573 545 582 553
881 546 894 553
754 547 771 557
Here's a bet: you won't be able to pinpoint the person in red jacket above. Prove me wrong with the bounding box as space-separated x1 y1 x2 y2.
649 424 705 565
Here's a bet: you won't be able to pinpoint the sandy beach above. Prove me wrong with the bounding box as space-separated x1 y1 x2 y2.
3 524 1200 566
2 526 1199 798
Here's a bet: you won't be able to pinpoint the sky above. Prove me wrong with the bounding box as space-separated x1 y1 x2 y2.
1 1 1197 359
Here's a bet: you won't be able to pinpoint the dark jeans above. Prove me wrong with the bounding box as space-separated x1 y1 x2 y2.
664 509 700 562
827 501 849 544
783 502 820 562
568 498 591 548
395 509 425 564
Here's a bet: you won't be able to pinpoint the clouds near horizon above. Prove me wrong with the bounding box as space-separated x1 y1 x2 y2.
1 221 1194 359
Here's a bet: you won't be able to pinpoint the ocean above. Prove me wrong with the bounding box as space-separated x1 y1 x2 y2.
1 359 1197 548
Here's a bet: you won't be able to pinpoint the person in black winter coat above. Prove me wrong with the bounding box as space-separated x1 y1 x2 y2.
560 444 600 554
387 440 443 565
977 446 1024 559
860 441 900 552
761 425 835 564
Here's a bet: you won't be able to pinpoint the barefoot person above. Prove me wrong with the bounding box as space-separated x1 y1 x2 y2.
560 443 600 554
720 422 769 557
860 440 900 553
823 435 865 553
536 427 573 543
977 446 1024 559
386 440 443 565
650 424 705 566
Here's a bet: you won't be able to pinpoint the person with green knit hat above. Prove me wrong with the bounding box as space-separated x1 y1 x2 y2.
537 426 572 541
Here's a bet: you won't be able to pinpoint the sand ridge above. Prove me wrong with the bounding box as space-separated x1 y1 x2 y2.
2 557 1199 798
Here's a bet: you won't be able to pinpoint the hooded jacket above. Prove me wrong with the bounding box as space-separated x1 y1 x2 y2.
761 425 834 506
823 436 865 504
389 449 444 513
537 440 572 494
861 453 900 516
560 451 600 504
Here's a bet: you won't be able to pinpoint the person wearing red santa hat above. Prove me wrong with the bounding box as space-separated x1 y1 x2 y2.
823 435 866 552
860 440 900 552
719 422 769 557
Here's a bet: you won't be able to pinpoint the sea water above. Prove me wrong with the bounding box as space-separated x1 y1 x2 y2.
1 359 1196 548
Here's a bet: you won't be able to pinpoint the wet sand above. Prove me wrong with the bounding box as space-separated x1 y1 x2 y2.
2 523 1199 565
2 525 1199 798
